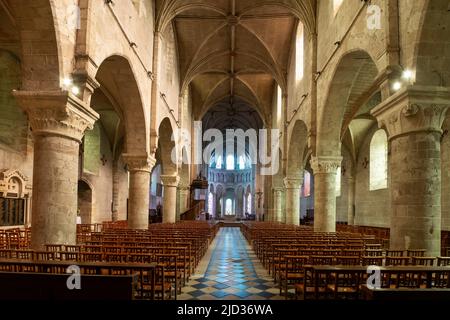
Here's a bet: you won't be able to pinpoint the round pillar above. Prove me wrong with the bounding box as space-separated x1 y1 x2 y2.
311 156 342 232
284 177 303 225
161 175 180 223
124 155 155 230
13 91 99 249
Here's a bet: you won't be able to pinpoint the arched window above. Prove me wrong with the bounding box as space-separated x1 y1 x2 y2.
296 22 304 82
226 154 235 170
277 85 282 124
303 171 311 197
208 192 214 214
225 199 233 215
333 0 344 16
239 156 246 170
246 194 252 214
370 130 388 190
336 167 341 197
215 156 223 169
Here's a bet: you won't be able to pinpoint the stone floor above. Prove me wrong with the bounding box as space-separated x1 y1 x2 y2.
179 227 284 300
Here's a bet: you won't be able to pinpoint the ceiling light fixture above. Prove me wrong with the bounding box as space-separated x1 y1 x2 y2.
402 69 413 81
392 81 402 91
71 86 80 95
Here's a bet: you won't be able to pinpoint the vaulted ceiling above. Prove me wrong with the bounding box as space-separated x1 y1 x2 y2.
157 0 316 126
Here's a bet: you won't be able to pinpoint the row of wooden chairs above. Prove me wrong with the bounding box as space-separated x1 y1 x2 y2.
295 266 450 300
0 259 171 300
277 255 450 297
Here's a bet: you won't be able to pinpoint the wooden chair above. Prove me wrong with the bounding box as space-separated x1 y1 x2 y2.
59 251 80 261
80 252 103 262
327 270 362 299
0 249 11 259
14 250 34 260
104 253 128 264
336 256 361 266
411 257 435 266
279 256 308 298
362 256 383 266
310 256 334 266
156 254 181 299
386 250 404 257
406 249 426 257
365 249 383 257
34 251 56 261
386 256 410 266
437 257 450 266
295 268 329 300
64 245 81 253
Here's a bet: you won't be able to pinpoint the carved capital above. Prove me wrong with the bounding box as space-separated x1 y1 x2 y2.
310 156 342 174
161 175 180 188
123 154 156 173
284 177 304 190
371 86 450 140
178 184 190 192
13 91 99 143
272 187 284 195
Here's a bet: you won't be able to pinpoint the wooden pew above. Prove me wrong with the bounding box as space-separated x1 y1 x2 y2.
361 285 450 301
0 259 165 300
0 271 138 300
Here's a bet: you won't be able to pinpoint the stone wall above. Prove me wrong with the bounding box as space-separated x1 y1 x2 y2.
441 113 450 231
354 126 390 227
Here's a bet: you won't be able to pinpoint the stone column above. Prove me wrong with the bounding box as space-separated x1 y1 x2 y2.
372 86 450 256
347 176 355 225
123 154 155 230
284 177 303 226
311 156 342 232
111 159 121 222
13 91 99 249
178 184 190 216
273 187 284 223
161 175 180 223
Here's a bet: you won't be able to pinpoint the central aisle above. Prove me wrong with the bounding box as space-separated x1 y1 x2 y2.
179 227 282 300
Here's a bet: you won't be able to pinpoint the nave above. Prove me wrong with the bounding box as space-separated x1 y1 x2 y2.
179 227 282 300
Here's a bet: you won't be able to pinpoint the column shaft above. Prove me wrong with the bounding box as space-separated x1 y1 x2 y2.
284 178 303 226
13 91 99 250
161 175 180 223
32 135 80 248
347 177 355 225
390 132 441 255
124 154 155 230
371 86 450 256
273 188 283 223
128 170 151 229
311 157 342 232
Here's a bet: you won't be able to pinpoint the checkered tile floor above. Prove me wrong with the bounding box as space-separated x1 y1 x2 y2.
179 227 284 300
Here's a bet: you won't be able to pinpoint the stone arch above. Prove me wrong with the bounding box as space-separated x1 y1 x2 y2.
287 120 309 177
77 179 93 224
0 50 28 154
179 147 190 183
9 0 62 90
95 55 148 156
236 184 244 217
158 117 177 175
317 50 379 157
413 0 450 86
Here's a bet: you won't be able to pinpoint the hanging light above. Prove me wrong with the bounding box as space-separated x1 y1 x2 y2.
71 86 80 95
402 69 413 81
392 81 402 91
